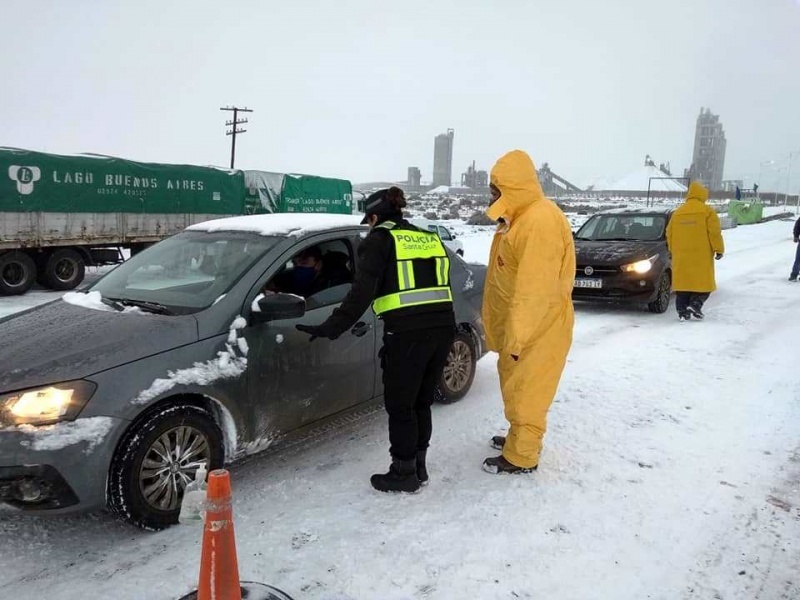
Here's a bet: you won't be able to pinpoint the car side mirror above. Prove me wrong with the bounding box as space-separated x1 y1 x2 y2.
252 293 306 323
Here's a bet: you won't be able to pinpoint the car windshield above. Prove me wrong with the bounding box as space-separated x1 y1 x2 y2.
90 231 280 313
576 215 667 242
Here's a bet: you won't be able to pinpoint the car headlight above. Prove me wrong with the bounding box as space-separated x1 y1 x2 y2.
621 254 659 274
0 381 96 426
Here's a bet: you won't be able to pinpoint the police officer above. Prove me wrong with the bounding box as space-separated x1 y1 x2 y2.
296 186 455 493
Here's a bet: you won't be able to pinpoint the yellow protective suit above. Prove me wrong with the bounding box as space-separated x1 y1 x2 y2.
666 182 725 292
482 150 575 468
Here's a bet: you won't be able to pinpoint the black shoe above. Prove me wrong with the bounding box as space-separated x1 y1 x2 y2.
482 455 537 474
790 275 798 282
370 459 421 493
687 306 705 320
678 312 691 322
490 435 506 450
416 450 428 486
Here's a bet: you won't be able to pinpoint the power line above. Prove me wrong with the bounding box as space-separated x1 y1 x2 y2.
220 106 253 169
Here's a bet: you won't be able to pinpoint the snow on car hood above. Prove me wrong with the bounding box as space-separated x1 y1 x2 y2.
0 300 197 393
575 240 665 266
187 213 364 237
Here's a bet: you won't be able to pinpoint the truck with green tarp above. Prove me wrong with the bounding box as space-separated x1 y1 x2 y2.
0 147 352 295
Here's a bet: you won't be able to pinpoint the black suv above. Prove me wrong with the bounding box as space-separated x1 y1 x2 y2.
572 208 673 313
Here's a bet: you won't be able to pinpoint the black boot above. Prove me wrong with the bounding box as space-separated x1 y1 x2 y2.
482 455 537 475
490 435 506 450
370 458 421 493
416 450 428 486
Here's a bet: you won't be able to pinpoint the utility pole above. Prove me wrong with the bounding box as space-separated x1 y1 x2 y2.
220 106 252 169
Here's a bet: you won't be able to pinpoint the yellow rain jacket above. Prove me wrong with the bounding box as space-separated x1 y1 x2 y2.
666 182 725 293
482 150 575 468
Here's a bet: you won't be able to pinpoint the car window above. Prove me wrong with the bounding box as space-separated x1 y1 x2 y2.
91 231 278 313
262 238 355 309
577 215 666 241
438 227 453 241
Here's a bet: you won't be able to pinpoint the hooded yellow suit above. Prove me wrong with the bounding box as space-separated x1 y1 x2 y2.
666 181 725 293
483 150 575 468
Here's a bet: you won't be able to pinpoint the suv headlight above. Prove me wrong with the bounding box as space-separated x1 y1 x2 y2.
621 254 660 274
0 381 96 426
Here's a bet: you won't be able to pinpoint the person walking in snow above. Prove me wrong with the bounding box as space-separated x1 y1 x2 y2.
295 186 455 493
481 150 575 474
666 181 725 321
789 216 800 282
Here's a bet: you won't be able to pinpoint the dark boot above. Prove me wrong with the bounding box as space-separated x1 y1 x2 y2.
416 450 428 486
490 435 506 450
482 455 537 475
370 458 421 493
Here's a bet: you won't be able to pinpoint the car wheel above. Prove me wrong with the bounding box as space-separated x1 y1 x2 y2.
648 271 672 314
0 251 36 296
437 331 477 404
456 249 465 257
42 249 86 291
108 404 224 530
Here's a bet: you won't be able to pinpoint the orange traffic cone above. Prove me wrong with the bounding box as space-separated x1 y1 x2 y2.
180 469 295 600
197 469 241 600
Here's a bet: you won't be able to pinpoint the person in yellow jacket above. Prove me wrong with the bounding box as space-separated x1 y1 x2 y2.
666 181 725 321
481 150 575 474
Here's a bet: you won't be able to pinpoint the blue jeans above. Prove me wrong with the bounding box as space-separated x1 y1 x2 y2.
791 242 800 279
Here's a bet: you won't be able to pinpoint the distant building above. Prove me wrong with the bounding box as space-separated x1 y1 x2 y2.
432 129 454 187
407 167 421 189
461 161 488 189
690 108 727 191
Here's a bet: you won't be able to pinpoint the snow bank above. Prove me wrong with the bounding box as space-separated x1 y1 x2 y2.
133 316 249 405
187 214 364 237
13 417 115 453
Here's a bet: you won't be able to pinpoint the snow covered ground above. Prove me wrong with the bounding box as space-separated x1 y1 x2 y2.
1 219 799 600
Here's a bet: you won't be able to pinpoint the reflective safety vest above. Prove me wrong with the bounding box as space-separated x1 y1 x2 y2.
372 221 454 316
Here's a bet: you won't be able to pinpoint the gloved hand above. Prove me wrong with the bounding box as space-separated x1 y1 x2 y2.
715 253 724 260
794 237 799 244
296 324 324 342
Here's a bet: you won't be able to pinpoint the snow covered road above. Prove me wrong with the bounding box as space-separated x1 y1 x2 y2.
0 220 798 600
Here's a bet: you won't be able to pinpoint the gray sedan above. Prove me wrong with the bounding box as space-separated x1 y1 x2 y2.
0 215 486 529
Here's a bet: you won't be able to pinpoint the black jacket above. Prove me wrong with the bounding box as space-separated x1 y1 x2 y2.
317 217 455 338
794 217 800 239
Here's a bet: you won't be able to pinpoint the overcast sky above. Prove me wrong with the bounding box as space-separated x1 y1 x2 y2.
2 0 799 191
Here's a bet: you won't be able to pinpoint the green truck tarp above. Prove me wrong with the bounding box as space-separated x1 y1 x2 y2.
244 171 353 214
0 147 246 214
728 200 764 225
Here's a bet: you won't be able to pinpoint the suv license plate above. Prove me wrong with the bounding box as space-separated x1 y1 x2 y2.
575 279 603 289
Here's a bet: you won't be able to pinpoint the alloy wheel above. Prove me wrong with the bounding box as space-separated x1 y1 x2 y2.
138 426 210 511
443 339 473 393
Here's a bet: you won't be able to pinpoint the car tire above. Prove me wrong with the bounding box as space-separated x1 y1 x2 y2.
648 271 672 314
42 249 85 291
0 251 36 296
437 331 477 404
108 404 224 531
456 249 465 257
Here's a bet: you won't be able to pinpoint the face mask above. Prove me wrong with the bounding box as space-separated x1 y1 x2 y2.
292 266 317 285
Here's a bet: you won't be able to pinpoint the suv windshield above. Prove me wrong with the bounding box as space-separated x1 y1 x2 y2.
576 214 667 242
91 231 279 313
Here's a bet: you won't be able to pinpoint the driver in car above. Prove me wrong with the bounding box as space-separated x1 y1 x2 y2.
268 245 351 298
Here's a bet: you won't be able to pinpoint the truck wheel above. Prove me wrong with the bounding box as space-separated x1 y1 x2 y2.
437 331 477 404
0 252 36 296
42 249 85 291
108 404 224 530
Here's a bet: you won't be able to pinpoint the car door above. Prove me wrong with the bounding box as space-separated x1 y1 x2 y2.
242 231 377 442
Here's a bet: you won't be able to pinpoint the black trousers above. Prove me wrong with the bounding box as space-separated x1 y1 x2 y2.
381 326 455 461
676 292 711 314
